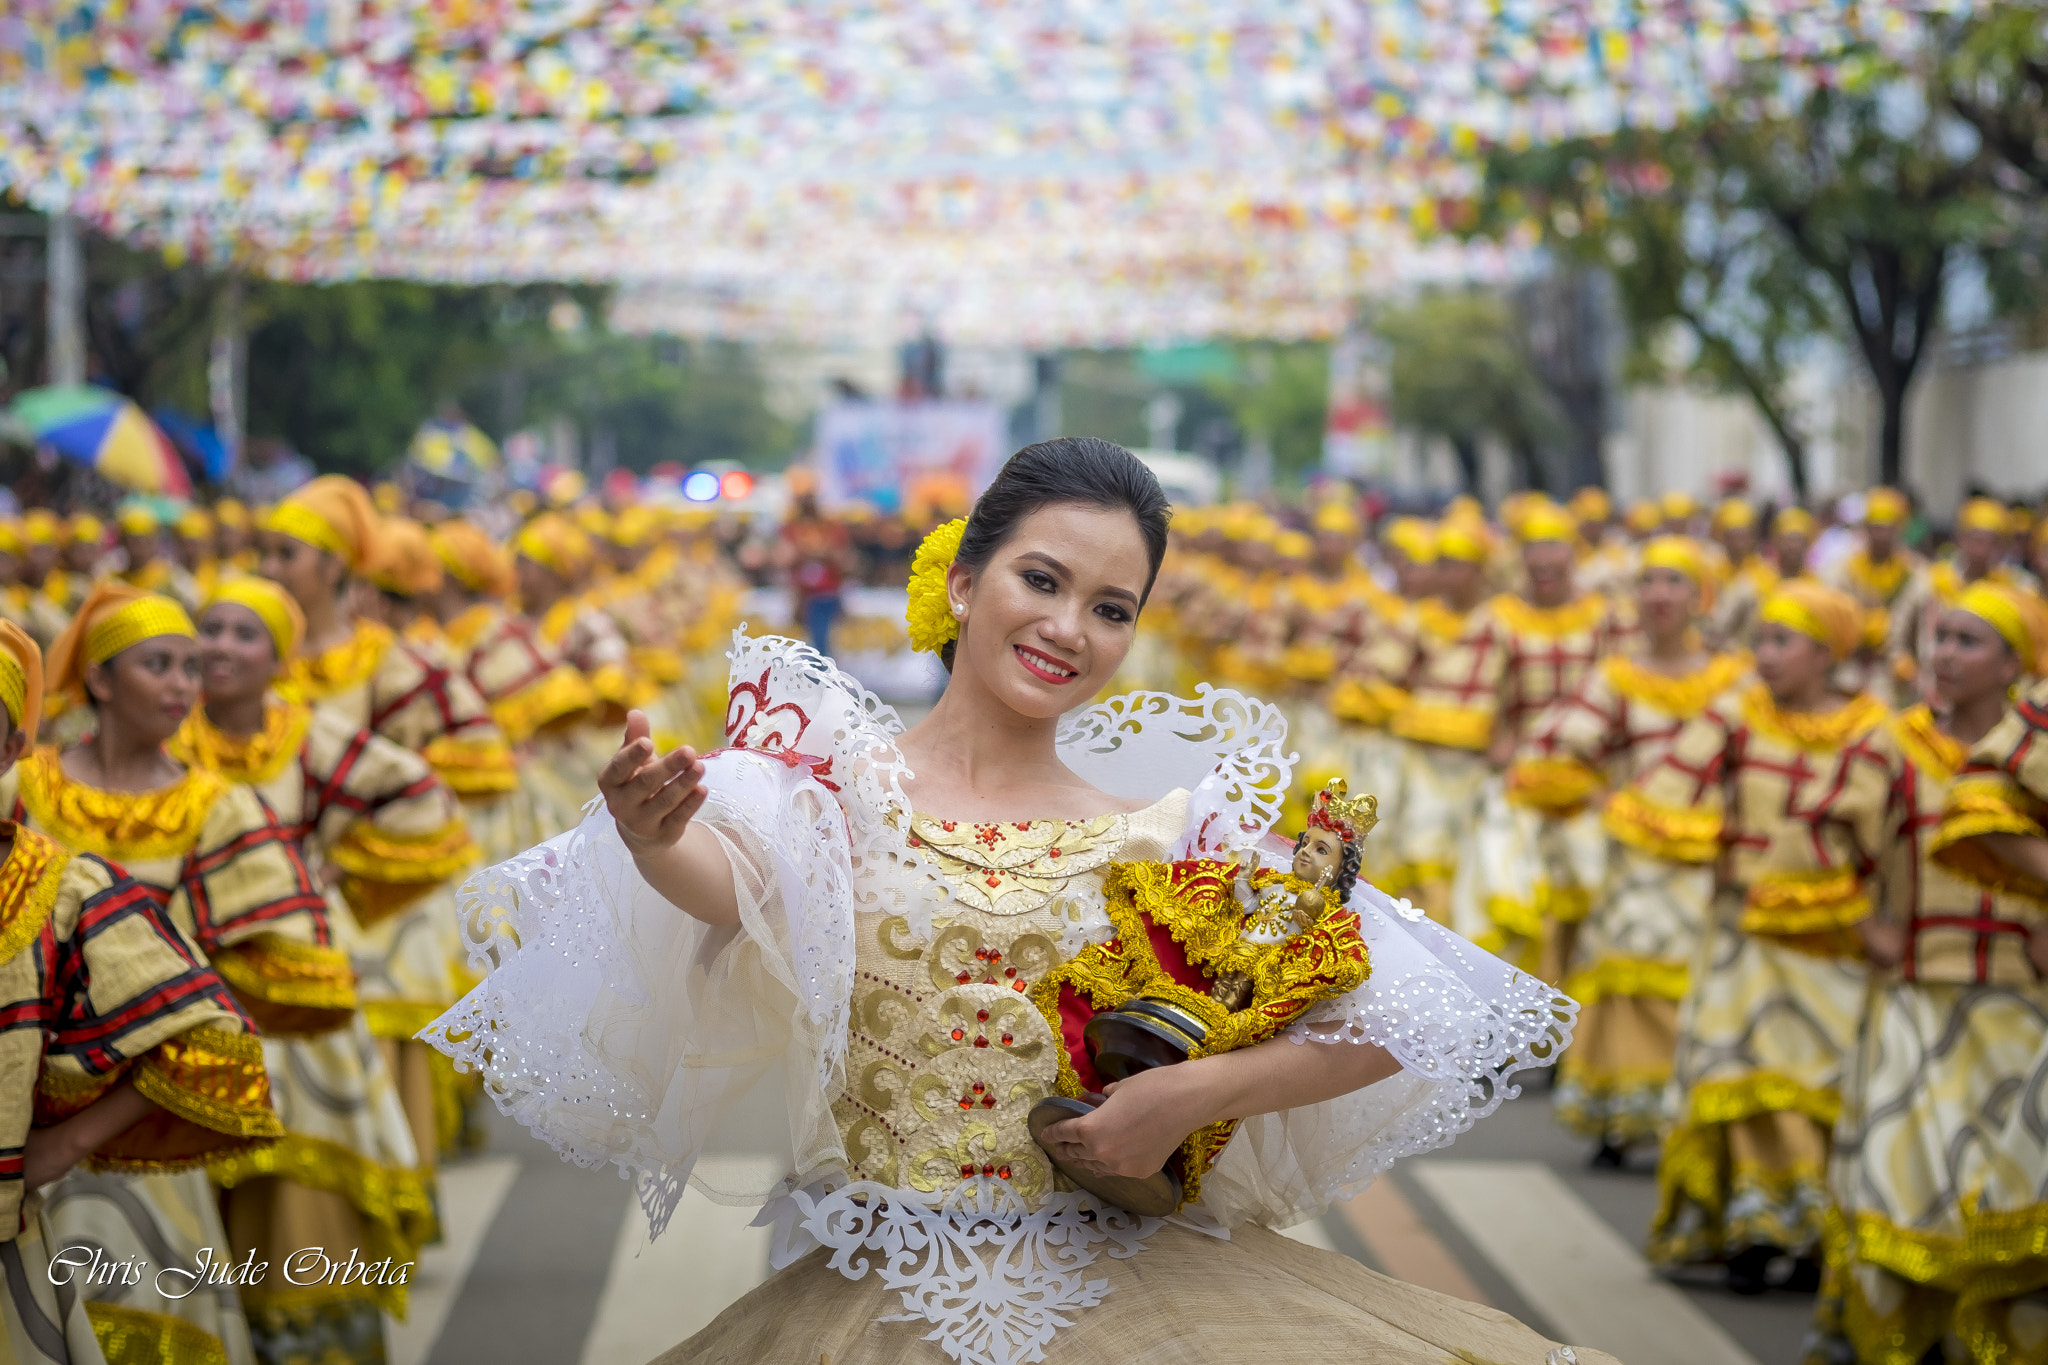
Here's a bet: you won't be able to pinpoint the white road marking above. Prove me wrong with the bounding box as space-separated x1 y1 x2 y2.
1410 1160 1760 1365
386 1156 522 1365
577 1155 785 1365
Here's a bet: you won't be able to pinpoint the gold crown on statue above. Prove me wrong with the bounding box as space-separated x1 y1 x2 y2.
1305 777 1379 843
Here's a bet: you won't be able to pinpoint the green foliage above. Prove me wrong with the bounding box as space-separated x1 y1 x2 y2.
1372 288 1562 485
1476 31 2037 492
516 332 799 472
1202 341 1329 478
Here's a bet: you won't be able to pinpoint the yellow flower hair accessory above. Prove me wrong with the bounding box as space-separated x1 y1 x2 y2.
906 517 968 655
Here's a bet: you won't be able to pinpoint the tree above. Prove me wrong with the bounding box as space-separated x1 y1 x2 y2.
1374 289 1562 494
1478 43 2027 492
1480 131 1833 497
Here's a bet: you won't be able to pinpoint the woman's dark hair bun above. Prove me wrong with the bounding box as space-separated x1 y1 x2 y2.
940 438 1171 671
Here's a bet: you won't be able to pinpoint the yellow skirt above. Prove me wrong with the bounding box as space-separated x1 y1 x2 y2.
1650 913 1867 1266
655 1220 1615 1365
1812 980 2048 1365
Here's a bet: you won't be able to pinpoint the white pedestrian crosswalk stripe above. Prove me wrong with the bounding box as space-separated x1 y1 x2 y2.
1410 1161 1761 1365
578 1156 785 1365
386 1156 521 1365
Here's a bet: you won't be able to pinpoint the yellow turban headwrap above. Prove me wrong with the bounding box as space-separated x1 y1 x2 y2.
1773 506 1817 538
46 583 196 704
432 521 517 600
175 509 213 541
1865 488 1909 526
1760 581 1861 661
206 577 306 662
1660 491 1699 522
1517 503 1577 544
2009 507 2036 539
1953 582 2048 674
611 506 661 548
0 621 42 745
1624 501 1662 535
264 475 384 575
1640 536 1714 609
1712 499 1757 532
369 518 446 598
1569 487 1612 524
1384 517 1438 565
0 523 23 558
1311 501 1360 536
515 513 596 580
116 506 159 537
213 498 250 530
69 515 105 546
1275 530 1313 561
1959 497 2010 534
1436 522 1490 564
21 511 59 547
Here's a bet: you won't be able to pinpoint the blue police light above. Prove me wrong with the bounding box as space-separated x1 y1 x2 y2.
682 470 722 502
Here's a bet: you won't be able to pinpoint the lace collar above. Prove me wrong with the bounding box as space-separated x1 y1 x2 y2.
1738 683 1888 754
280 620 393 702
1602 652 1749 720
168 697 313 786
18 747 229 862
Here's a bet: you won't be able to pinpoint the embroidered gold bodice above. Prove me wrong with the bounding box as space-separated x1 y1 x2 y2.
833 791 1185 1204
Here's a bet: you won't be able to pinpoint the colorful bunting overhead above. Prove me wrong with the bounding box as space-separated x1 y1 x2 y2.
0 1 1953 346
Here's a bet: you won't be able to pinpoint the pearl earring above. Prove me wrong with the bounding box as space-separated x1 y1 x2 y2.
952 603 963 615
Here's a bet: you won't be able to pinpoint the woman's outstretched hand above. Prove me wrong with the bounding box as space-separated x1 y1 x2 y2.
601 710 709 856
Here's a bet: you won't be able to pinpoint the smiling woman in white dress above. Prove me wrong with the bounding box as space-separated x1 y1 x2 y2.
423 439 1608 1365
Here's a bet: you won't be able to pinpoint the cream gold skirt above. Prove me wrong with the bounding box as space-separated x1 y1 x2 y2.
654 1220 1616 1365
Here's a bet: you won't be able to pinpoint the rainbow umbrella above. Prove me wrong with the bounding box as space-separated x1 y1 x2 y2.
5 385 191 496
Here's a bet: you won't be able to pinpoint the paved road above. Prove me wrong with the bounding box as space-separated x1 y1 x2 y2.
387 1075 1817 1365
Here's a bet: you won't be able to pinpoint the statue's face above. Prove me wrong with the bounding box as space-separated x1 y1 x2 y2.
1293 828 1344 885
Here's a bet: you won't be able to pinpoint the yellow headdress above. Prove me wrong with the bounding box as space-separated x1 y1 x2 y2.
1864 488 1909 526
513 513 596 580
0 621 42 744
212 498 250 530
116 505 159 537
175 508 213 541
1275 530 1313 561
0 523 23 558
206 577 305 662
1640 536 1713 608
1623 500 1662 536
1436 521 1490 564
265 475 384 575
46 583 195 703
1772 506 1817 538
432 521 516 600
20 510 59 547
1954 582 2048 674
369 518 445 597
1311 501 1360 536
69 514 105 546
1759 580 1861 661
1568 487 1612 525
1384 517 1438 565
1517 502 1577 545
1712 498 1757 532
906 517 969 655
1959 497 2010 534
1660 490 1700 522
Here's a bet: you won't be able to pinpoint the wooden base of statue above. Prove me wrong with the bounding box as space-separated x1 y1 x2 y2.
1026 997 1213 1217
